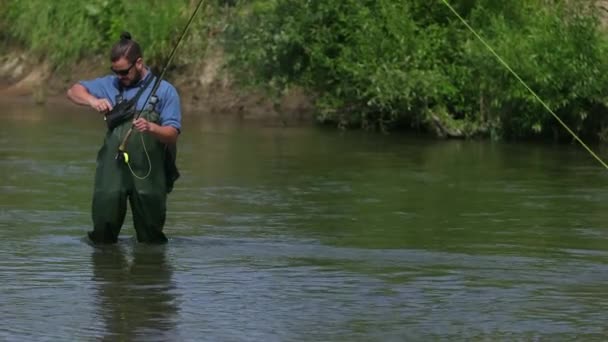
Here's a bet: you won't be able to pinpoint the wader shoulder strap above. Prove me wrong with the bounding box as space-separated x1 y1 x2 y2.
115 74 154 104
130 74 156 106
105 75 156 130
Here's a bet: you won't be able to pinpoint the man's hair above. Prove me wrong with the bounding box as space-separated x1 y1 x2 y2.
110 31 143 63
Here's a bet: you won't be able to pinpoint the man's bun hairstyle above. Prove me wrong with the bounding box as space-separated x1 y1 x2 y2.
111 31 142 63
120 31 132 40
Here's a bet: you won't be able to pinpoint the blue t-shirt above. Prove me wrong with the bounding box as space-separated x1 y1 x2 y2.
79 69 182 132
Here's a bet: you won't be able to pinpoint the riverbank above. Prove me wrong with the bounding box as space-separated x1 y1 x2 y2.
0 46 315 125
4 1 608 141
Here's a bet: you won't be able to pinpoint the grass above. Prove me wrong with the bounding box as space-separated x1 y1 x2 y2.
0 0 214 70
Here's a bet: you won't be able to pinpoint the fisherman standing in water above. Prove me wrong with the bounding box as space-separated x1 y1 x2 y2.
67 32 181 244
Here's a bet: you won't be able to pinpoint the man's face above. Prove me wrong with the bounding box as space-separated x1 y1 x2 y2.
111 57 144 87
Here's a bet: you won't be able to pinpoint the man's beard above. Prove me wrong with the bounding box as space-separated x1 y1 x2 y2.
121 69 143 87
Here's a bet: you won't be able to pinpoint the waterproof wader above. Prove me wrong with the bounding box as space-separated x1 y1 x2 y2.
89 110 176 244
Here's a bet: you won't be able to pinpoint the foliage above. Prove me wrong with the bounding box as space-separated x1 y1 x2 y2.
464 0 608 141
225 0 608 140
3 0 608 141
0 0 209 69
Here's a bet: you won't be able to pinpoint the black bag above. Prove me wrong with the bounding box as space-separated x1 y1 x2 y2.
104 75 155 130
104 99 136 130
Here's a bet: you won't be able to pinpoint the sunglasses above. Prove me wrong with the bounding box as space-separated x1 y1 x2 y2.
111 63 135 76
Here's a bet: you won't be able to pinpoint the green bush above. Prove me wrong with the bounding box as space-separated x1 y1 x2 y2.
464 1 608 140
225 0 608 141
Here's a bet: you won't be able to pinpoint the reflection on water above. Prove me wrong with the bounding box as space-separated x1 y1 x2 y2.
91 244 177 341
1 102 608 340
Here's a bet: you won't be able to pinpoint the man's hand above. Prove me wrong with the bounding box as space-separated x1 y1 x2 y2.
132 118 178 144
89 98 113 113
133 118 155 133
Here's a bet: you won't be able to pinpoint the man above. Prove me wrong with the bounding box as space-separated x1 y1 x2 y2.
67 32 181 244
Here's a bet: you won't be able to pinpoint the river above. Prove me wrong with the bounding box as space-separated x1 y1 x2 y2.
1 101 607 340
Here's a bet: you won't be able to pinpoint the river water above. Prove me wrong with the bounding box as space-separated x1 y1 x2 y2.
1 102 607 340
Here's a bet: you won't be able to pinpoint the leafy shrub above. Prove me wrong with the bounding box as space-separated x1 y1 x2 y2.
225 0 608 140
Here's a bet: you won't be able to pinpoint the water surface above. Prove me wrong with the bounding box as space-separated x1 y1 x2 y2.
1 102 608 340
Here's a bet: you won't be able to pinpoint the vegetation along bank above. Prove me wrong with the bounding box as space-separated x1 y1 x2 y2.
2 0 608 141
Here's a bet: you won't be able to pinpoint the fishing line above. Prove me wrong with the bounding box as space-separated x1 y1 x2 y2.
118 0 206 178
126 135 152 180
440 0 608 170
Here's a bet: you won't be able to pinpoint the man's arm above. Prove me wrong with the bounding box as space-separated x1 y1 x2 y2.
66 83 113 113
132 83 181 145
133 118 179 145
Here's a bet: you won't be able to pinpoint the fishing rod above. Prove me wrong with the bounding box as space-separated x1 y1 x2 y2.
116 0 206 163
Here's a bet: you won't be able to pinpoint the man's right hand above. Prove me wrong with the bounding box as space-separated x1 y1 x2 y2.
89 98 113 113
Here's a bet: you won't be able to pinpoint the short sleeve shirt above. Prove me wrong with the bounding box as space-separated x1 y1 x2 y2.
79 69 182 132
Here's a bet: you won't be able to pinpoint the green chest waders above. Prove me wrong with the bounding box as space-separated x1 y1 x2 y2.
89 110 176 244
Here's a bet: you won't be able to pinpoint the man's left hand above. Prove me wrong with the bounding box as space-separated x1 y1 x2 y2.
132 118 179 144
133 118 155 133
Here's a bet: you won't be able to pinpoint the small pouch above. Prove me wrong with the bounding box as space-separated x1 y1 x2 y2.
104 99 136 130
105 74 156 130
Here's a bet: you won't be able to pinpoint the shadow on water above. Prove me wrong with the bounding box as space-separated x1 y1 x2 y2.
91 243 178 341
